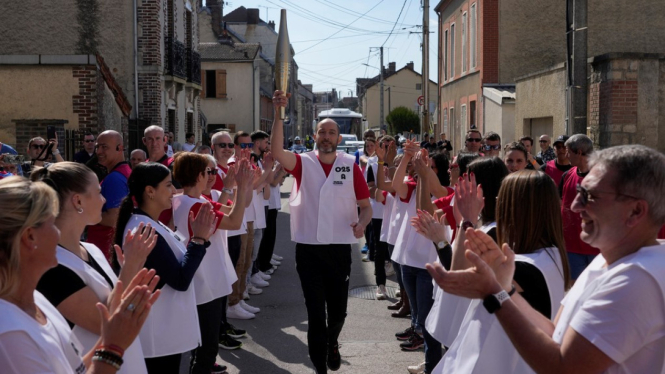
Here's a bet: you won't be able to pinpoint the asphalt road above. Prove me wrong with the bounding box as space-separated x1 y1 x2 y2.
182 175 425 374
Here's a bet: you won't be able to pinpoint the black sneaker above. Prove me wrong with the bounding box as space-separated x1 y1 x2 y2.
327 343 341 371
224 323 247 339
218 334 242 350
211 362 228 374
400 333 424 351
395 326 414 341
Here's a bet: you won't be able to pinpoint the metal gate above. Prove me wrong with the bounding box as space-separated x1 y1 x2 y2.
128 119 151 153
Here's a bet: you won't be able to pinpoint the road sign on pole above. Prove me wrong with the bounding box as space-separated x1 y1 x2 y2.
417 95 425 106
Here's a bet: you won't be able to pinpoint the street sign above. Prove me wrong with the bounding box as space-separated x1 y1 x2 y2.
417 95 425 106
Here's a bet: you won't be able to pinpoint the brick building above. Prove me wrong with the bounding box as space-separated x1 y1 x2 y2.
0 0 202 154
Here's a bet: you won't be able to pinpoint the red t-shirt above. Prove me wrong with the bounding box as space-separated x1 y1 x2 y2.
433 190 458 241
186 197 225 239
286 154 370 200
212 164 229 192
399 176 417 203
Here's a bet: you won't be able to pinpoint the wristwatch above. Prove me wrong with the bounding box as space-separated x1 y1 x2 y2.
435 240 450 251
458 220 475 230
483 285 516 314
222 187 233 194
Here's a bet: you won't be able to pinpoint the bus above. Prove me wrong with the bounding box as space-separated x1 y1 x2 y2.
316 108 363 140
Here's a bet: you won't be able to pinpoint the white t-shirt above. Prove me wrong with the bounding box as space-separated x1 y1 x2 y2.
182 143 196 152
553 249 665 374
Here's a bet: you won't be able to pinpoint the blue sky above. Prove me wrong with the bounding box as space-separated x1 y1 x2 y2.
232 0 439 97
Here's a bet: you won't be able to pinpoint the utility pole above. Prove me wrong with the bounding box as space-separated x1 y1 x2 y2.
380 46 385 130
566 0 588 135
422 0 430 135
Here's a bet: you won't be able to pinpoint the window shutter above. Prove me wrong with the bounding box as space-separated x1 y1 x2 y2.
201 70 206 97
216 70 227 98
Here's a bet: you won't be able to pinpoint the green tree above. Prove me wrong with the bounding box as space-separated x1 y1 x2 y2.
386 106 420 135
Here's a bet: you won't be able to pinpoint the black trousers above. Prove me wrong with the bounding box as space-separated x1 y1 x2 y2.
258 208 279 272
365 220 374 260
295 243 352 374
190 297 224 374
145 353 181 374
371 218 388 286
228 234 242 267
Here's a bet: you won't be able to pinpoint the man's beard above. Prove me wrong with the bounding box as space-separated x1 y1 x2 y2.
317 140 336 154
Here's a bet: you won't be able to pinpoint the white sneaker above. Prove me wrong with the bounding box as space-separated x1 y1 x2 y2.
258 271 271 281
385 262 396 276
243 290 250 300
265 266 277 275
376 285 387 300
251 273 269 287
247 285 263 295
227 303 255 320
239 300 260 314
396 289 401 298
272 254 283 261
270 259 281 266
407 362 426 374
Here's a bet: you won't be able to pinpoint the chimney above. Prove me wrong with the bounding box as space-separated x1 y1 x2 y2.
388 62 396 74
268 21 275 30
218 23 234 46
207 0 223 37
247 8 260 24
406 61 414 70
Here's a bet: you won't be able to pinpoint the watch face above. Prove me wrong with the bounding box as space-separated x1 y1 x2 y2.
483 294 501 314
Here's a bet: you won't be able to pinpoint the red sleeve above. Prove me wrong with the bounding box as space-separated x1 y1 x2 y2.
433 194 455 210
659 225 665 240
284 154 302 193
380 190 388 205
227 199 234 206
400 182 417 203
187 202 224 238
212 173 224 191
158 208 172 226
353 164 370 200
443 206 458 242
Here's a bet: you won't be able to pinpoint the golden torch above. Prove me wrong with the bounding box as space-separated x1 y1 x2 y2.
275 9 291 120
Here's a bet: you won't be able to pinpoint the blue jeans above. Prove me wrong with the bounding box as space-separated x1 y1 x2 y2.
388 244 403 289
401 264 442 373
568 252 597 280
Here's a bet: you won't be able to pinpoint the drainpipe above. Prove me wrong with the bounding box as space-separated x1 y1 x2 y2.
253 60 257 131
133 0 139 120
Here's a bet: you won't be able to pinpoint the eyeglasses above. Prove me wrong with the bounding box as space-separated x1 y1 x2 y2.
239 143 254 149
466 138 481 143
483 144 501 151
575 183 640 206
539 140 549 143
215 143 235 149
31 144 46 150
84 139 95 143
206 169 216 176
554 144 566 149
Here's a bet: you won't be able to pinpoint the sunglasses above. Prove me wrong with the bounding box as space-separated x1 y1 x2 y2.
575 183 639 206
215 143 235 149
554 144 566 149
466 138 481 143
31 144 46 150
206 169 216 176
239 143 254 149
539 140 549 143
483 144 501 151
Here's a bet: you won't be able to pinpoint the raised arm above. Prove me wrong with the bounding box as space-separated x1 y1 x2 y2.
392 139 419 200
375 141 395 193
269 90 297 171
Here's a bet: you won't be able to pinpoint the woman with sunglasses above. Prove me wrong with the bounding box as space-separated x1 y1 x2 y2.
31 162 159 374
171 152 253 374
0 176 160 374
417 170 570 374
114 162 218 373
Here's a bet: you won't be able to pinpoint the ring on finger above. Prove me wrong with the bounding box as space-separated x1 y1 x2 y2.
127 303 136 312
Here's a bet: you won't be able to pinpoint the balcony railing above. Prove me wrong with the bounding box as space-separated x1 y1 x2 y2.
165 37 187 80
187 48 201 85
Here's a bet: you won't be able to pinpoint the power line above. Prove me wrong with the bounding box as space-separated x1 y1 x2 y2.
381 0 409 47
314 0 417 26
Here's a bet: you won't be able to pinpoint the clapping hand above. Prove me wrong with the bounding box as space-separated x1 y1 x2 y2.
189 202 218 240
455 172 484 225
386 141 397 165
403 139 420 158
114 223 157 269
411 209 450 244
376 142 387 162
463 228 515 291
223 163 237 189
263 151 274 170
412 150 430 177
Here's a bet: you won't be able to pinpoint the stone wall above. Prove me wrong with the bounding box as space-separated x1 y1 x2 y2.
588 54 664 151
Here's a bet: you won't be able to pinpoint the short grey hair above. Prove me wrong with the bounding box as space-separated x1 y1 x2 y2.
565 134 593 155
589 145 665 225
144 125 165 136
204 154 216 165
130 149 147 158
211 131 231 144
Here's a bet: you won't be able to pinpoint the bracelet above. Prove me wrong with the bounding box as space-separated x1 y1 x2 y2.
190 237 206 245
508 284 517 296
222 187 233 194
51 149 60 155
377 161 385 165
96 344 125 357
93 349 123 370
458 220 475 230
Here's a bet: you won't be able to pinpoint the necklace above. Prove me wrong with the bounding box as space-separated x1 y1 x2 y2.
5 296 45 322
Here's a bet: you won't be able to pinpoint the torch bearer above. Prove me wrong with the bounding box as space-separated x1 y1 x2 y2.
275 9 291 120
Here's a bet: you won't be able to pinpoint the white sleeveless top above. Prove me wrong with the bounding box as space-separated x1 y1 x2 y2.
125 214 200 357
379 192 395 243
172 194 237 304
364 157 384 219
391 189 437 268
269 182 282 210
289 151 359 245
434 246 566 374
0 291 85 374
387 188 409 246
55 243 147 374
216 166 248 237
426 222 496 346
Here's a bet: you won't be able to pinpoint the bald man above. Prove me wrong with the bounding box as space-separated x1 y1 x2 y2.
87 130 132 259
271 90 371 373
537 134 556 164
129 149 147 169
